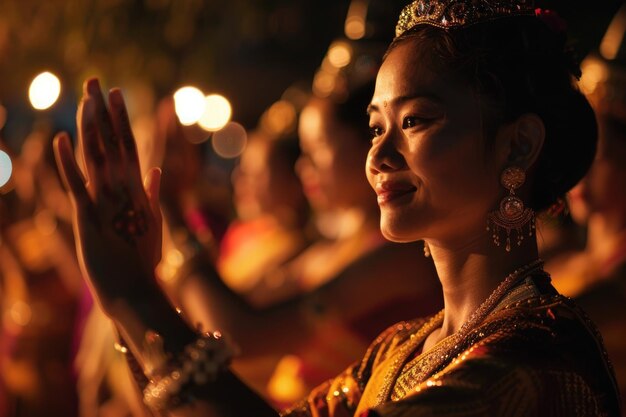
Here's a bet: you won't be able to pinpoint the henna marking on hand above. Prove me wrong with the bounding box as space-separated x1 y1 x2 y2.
113 200 148 243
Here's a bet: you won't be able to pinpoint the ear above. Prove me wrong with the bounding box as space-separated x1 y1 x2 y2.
496 113 545 171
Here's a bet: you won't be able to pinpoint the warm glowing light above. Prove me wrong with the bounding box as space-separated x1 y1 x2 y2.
267 355 307 403
166 249 184 267
158 249 185 283
345 0 368 40
199 94 232 131
29 72 61 110
600 7 626 60
0 150 12 187
212 122 247 159
9 301 32 327
34 210 58 236
345 18 366 40
173 86 206 126
262 100 297 135
328 42 352 68
313 70 336 97
579 58 608 96
299 105 323 138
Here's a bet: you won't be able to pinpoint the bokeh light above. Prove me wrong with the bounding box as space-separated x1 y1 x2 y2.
599 6 626 60
299 105 324 142
344 0 368 40
198 94 232 131
0 150 13 187
28 72 62 110
327 41 352 68
212 122 247 159
8 301 32 327
345 18 366 40
173 86 206 125
261 100 297 135
313 70 337 97
579 57 608 96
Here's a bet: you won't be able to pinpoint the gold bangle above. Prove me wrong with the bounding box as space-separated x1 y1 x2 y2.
142 331 237 411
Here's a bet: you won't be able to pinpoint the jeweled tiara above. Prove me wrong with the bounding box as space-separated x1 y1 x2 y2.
396 0 536 37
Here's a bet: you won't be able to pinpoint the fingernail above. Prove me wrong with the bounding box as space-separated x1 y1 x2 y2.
109 88 124 107
86 78 101 96
54 132 67 148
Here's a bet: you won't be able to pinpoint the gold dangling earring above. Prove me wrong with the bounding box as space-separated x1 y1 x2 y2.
487 166 535 252
423 241 431 258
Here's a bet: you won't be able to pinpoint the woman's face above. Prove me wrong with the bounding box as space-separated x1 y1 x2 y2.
568 119 626 225
234 137 302 220
297 98 374 211
233 138 270 219
366 39 503 244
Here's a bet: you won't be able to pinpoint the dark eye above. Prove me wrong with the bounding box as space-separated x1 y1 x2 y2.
402 116 421 129
369 126 384 138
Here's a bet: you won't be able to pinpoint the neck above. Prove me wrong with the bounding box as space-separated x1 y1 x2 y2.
426 228 539 338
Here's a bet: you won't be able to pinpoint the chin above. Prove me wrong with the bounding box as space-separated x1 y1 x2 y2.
378 208 429 243
380 221 420 243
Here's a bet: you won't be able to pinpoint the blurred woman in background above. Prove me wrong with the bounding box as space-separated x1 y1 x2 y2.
164 41 441 404
547 5 626 409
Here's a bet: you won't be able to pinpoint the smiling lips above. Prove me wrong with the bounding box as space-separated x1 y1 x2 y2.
375 181 417 204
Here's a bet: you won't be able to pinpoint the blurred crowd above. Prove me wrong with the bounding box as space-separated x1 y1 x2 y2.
1 2 626 417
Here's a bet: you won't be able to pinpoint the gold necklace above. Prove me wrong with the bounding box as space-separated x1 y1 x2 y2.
374 259 545 405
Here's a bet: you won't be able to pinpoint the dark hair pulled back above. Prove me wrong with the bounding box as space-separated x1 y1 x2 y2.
388 16 597 211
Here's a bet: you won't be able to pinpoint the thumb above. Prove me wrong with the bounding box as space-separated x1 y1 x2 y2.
144 167 162 224
144 167 163 266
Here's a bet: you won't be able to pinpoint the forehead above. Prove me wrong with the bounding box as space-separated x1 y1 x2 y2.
372 39 470 106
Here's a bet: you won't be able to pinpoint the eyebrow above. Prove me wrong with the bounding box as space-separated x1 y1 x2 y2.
366 93 442 115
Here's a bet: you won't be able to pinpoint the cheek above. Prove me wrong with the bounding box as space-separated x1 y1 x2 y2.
588 160 626 208
413 132 492 201
365 150 377 189
567 182 591 224
310 148 334 176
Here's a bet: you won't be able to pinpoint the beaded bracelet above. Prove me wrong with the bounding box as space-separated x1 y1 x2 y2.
142 330 237 411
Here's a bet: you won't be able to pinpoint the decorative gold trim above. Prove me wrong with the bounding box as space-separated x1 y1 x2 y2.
396 0 535 37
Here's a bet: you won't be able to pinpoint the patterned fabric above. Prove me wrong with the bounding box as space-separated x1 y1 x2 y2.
282 276 621 417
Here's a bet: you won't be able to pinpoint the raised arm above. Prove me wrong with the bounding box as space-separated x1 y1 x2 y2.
54 78 277 417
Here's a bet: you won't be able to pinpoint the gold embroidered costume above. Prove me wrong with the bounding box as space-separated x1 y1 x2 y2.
282 274 621 416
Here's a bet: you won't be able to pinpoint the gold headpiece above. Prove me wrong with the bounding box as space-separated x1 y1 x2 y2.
396 0 536 37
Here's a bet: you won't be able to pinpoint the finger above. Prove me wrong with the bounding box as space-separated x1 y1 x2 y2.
53 132 91 209
79 97 110 196
308 382 330 417
85 78 122 182
74 99 88 180
327 379 349 417
144 167 163 265
108 88 145 195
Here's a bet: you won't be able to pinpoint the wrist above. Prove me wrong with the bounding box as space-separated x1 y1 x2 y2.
108 284 196 355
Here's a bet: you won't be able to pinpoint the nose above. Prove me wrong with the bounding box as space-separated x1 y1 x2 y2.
295 154 316 183
367 129 407 175
231 165 242 187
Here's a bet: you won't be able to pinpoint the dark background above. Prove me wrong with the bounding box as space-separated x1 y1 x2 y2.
0 0 623 148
